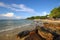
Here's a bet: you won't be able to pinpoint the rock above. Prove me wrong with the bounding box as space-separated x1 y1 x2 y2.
55 36 60 40
17 30 30 38
24 30 45 40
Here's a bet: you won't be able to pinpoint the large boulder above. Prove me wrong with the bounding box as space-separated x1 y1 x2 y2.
17 30 30 38
24 30 45 40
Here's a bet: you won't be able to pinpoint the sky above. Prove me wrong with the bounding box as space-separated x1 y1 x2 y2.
0 0 60 19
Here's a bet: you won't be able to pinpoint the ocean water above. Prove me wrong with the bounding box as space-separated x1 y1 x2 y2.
0 19 33 32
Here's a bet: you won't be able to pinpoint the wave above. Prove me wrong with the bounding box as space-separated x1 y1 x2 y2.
0 23 31 32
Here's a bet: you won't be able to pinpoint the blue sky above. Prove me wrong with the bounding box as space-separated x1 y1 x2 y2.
0 0 60 19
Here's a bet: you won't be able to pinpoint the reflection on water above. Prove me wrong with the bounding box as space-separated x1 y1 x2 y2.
0 19 33 32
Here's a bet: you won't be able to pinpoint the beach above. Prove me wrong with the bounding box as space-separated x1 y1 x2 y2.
0 25 35 40
0 19 34 40
41 19 60 23
0 19 60 40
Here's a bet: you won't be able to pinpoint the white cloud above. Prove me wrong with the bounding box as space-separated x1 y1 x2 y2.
11 4 35 13
2 13 14 17
0 2 10 8
0 12 21 19
15 16 21 19
0 2 49 18
0 2 36 13
0 2 6 7
40 11 49 16
42 11 48 15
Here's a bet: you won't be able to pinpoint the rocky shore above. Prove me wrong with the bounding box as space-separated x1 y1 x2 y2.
0 20 60 40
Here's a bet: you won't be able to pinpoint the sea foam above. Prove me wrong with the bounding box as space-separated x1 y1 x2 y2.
0 23 31 32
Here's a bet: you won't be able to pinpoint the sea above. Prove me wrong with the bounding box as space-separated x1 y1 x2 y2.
0 19 33 32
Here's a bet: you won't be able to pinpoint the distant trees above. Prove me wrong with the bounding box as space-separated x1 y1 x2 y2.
27 16 48 19
27 6 60 19
49 7 60 19
27 16 35 19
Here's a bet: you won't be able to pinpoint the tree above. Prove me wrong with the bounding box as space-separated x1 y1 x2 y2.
27 16 35 19
34 16 40 19
49 7 60 19
26 16 47 19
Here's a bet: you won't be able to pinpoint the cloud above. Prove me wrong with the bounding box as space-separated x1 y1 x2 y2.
0 2 7 7
0 2 35 13
0 2 49 18
0 2 11 8
42 11 48 15
11 4 35 13
0 12 21 19
40 11 49 16
2 13 14 17
15 16 21 19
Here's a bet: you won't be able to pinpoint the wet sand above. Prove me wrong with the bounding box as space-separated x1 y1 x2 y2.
0 26 35 40
0 19 60 40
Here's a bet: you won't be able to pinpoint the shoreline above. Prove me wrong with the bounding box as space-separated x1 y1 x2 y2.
0 23 31 33
0 19 60 40
0 24 35 40
41 19 60 23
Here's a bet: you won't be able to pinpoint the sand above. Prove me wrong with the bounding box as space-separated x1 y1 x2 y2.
0 26 35 40
0 19 60 40
41 19 60 23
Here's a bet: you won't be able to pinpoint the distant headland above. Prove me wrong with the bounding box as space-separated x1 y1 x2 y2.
26 6 60 20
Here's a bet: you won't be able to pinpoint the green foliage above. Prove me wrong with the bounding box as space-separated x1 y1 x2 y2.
34 16 40 19
40 16 47 19
27 16 47 19
49 6 60 18
27 16 35 19
27 6 60 19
